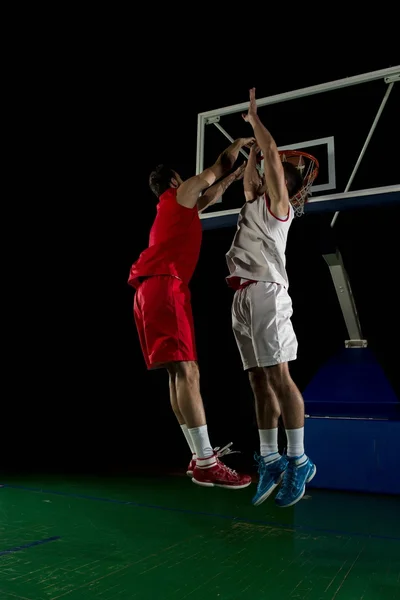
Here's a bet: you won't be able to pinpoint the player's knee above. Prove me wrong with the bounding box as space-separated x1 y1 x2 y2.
264 363 290 391
248 367 266 389
175 361 199 386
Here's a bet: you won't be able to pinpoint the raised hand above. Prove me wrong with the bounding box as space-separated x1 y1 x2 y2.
233 137 255 149
250 143 261 155
221 137 255 171
242 88 257 123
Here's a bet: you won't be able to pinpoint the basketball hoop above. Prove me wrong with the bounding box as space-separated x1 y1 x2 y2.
257 150 319 217
279 150 319 217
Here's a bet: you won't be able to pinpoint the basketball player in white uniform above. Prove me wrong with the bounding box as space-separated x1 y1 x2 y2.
226 88 316 508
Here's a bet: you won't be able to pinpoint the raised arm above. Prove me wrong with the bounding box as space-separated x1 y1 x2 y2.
176 137 254 209
243 144 264 201
197 162 246 213
243 88 289 217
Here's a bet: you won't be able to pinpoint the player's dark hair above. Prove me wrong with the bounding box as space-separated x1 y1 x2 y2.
283 162 303 198
149 164 176 197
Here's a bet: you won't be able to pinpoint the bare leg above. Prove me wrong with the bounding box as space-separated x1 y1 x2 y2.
166 361 214 461
265 363 316 506
265 363 304 429
249 366 281 460
166 362 251 488
248 366 281 429
167 366 185 425
167 366 196 460
168 361 206 429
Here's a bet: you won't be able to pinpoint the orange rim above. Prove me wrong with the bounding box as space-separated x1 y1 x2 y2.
257 150 319 205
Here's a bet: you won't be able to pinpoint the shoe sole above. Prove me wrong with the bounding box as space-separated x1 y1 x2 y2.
252 472 285 506
276 464 317 508
192 478 252 490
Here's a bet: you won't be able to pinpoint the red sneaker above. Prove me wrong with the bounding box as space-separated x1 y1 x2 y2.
186 454 196 477
192 457 251 489
186 443 236 478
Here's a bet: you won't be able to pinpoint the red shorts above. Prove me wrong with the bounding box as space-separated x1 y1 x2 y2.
133 275 197 369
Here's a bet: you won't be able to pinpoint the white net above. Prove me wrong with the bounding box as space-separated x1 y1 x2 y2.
281 151 319 217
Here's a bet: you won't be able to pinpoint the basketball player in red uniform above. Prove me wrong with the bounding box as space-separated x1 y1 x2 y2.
226 89 316 507
128 137 253 489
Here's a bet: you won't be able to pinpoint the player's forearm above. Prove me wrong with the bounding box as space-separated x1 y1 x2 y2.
248 115 277 158
212 139 243 179
243 150 260 200
197 171 237 213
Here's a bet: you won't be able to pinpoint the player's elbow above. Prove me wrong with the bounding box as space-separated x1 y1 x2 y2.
262 144 277 162
218 151 235 173
186 174 211 196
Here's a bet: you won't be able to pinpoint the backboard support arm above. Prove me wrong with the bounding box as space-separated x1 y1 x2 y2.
330 80 395 227
323 250 367 348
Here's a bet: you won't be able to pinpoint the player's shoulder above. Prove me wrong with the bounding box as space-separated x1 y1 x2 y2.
265 195 294 224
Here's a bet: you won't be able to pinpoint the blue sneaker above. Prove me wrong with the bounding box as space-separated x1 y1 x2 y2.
252 453 288 506
275 454 316 508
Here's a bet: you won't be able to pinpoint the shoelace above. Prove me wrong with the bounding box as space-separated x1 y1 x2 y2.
253 453 266 473
217 460 239 479
214 443 241 479
253 453 283 473
214 442 240 458
281 462 300 492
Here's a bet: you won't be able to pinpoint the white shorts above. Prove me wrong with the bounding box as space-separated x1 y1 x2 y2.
232 281 298 370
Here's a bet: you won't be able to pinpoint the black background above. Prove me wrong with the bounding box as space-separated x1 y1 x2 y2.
6 48 399 477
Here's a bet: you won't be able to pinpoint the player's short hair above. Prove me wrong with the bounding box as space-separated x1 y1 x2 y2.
283 162 303 198
149 164 176 197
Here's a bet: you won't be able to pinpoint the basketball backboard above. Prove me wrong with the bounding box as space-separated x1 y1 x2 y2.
196 67 400 230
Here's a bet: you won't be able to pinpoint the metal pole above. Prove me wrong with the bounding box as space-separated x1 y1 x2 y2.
330 82 394 227
199 67 399 119
213 122 250 160
323 250 366 346
212 122 264 174
196 114 205 175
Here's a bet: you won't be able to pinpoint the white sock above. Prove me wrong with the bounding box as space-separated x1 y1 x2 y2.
180 424 196 456
188 425 216 467
259 428 279 461
286 427 304 458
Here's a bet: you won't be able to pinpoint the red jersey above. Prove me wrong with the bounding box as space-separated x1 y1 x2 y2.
128 188 202 289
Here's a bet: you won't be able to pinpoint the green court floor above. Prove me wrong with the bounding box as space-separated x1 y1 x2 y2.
0 474 399 599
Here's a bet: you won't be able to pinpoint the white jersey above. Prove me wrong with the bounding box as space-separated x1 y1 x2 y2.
226 195 294 289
